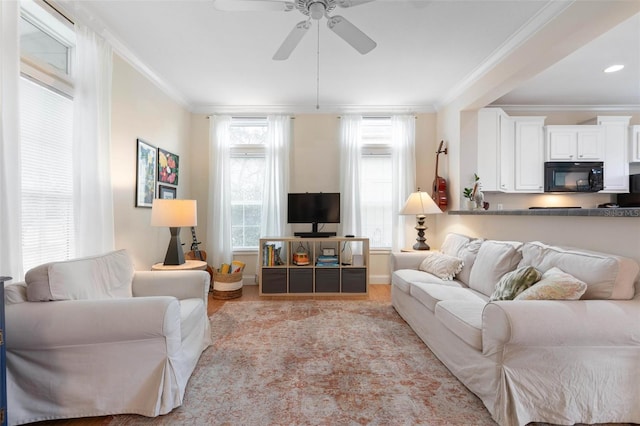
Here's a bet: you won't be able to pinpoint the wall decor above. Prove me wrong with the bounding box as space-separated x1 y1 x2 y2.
157 148 179 185
158 185 177 200
136 138 157 208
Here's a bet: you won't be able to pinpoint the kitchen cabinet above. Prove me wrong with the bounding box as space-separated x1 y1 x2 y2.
477 108 544 193
545 125 604 161
514 117 545 192
478 108 513 191
630 125 640 163
596 116 630 192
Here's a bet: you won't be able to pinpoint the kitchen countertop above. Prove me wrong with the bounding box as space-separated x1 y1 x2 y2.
449 208 640 217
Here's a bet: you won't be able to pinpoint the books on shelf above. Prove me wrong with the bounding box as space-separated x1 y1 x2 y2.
262 243 284 266
316 255 339 267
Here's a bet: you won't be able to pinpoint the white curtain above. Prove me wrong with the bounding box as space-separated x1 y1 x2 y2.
73 23 115 256
0 0 23 281
338 115 363 237
391 115 416 252
261 115 291 237
208 115 233 267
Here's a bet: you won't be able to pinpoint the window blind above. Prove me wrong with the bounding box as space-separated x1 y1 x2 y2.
19 76 74 271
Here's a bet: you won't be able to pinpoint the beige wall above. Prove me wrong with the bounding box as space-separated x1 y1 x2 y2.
110 0 640 276
188 112 438 284
111 54 193 270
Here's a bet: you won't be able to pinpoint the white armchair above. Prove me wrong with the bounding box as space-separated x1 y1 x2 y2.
4 250 211 425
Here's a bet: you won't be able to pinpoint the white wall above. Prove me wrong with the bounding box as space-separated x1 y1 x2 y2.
111 54 193 270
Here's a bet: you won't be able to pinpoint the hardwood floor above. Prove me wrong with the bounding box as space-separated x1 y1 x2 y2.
31 284 392 425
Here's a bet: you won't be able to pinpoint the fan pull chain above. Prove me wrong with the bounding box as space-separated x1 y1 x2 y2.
316 21 320 110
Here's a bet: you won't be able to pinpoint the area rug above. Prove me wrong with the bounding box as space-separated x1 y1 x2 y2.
110 301 496 425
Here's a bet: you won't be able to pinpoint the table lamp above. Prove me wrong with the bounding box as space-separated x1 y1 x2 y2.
151 199 197 265
400 188 442 250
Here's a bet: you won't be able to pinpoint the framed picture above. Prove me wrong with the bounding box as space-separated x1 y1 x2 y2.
136 139 157 208
157 148 179 185
158 185 177 200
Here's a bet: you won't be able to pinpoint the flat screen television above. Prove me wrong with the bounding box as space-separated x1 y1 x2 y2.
288 192 340 237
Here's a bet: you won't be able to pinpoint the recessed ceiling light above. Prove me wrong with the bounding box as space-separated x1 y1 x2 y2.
604 64 624 73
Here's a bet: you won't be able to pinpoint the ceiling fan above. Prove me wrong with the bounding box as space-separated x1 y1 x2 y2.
213 0 377 60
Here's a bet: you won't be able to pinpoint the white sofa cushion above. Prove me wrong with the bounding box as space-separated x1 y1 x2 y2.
418 251 463 280
469 240 523 297
440 233 472 257
25 250 134 301
515 267 587 300
519 241 639 300
410 282 485 312
392 269 463 294
440 233 483 285
435 300 485 351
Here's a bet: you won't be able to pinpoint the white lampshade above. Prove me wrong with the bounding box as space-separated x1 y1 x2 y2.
151 199 197 265
151 199 197 227
400 191 443 216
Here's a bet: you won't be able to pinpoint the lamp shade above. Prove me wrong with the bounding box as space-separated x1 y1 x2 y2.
151 199 197 227
400 191 443 216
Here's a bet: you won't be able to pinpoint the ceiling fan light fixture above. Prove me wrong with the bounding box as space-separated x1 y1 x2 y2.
309 2 326 19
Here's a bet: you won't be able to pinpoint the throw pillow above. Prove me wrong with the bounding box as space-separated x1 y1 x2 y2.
418 251 464 281
515 267 587 300
469 240 523 296
490 265 542 301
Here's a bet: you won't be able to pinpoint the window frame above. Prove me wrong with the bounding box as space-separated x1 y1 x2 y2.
20 0 75 96
360 116 394 250
229 116 268 251
18 0 76 271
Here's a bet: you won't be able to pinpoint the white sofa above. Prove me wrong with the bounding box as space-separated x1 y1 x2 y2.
4 250 212 425
391 233 640 426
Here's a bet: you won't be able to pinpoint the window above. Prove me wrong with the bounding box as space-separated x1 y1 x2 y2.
19 0 75 271
360 117 393 249
229 117 267 250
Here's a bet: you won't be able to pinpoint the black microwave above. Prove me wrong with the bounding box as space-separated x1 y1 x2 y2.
544 162 604 192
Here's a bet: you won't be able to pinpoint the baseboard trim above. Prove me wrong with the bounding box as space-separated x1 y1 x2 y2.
369 274 390 285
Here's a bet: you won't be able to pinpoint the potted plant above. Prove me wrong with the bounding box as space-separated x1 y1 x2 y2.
463 174 480 210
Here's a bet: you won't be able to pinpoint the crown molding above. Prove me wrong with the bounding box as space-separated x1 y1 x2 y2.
491 104 640 112
436 0 574 110
191 104 437 115
60 1 191 110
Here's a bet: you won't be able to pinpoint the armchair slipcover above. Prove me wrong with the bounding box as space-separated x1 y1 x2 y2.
4 250 211 425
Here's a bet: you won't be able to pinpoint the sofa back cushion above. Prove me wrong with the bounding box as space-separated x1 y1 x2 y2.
25 250 134 301
440 233 483 285
469 240 523 297
518 241 639 300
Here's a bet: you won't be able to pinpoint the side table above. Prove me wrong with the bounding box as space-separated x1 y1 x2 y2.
151 260 208 271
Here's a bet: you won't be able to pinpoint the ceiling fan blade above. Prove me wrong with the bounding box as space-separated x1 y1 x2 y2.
326 15 376 55
336 0 375 8
273 20 311 61
213 0 293 12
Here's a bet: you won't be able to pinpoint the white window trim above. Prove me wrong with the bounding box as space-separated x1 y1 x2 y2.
20 0 75 96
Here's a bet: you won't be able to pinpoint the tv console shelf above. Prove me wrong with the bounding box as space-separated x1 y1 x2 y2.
259 236 369 296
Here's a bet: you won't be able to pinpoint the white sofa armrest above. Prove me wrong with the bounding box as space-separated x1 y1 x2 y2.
133 270 209 305
390 252 430 271
6 296 181 350
482 299 640 356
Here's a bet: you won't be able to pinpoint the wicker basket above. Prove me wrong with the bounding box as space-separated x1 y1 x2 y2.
212 271 243 300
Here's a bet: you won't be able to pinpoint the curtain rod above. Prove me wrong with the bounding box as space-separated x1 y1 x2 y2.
43 0 74 25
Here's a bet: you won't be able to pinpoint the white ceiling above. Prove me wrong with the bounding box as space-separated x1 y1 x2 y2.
64 0 640 112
